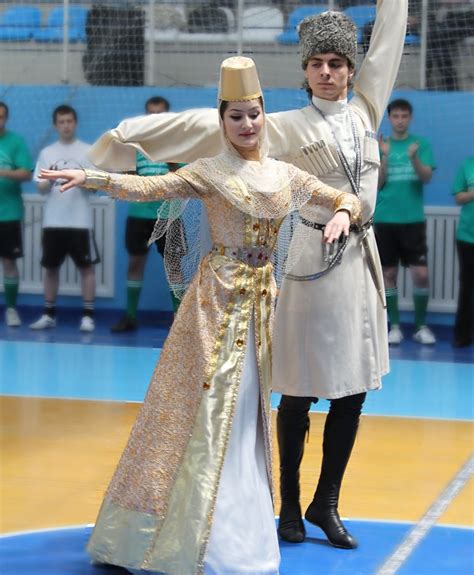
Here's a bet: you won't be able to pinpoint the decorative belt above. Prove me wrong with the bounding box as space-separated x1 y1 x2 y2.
211 244 272 268
286 219 372 282
289 217 385 307
301 217 373 234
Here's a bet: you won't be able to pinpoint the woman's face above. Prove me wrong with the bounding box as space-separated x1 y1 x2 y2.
222 99 264 152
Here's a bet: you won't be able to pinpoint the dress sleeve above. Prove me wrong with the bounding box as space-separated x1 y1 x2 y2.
290 166 362 224
351 0 408 129
82 164 208 202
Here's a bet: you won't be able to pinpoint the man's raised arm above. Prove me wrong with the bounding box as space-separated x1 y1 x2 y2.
89 108 221 171
352 0 408 129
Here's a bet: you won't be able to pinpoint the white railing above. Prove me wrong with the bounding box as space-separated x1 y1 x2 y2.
398 206 460 312
3 193 116 297
1 202 460 311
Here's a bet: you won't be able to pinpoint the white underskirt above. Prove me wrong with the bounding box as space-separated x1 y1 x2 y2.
204 319 280 574
130 320 280 575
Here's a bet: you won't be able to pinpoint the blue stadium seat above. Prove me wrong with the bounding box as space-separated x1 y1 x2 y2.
276 5 326 45
34 6 88 43
405 33 421 46
343 5 377 42
0 6 41 41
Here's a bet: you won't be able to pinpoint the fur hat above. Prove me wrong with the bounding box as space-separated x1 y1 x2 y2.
298 11 357 69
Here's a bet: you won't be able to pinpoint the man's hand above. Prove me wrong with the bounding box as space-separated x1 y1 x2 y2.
0 168 32 182
408 142 419 159
408 142 432 183
378 135 390 157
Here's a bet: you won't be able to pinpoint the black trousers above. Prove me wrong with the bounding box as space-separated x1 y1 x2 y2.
454 240 474 341
278 392 366 421
278 391 366 501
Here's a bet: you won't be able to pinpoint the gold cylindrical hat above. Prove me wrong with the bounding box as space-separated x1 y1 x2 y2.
218 56 262 102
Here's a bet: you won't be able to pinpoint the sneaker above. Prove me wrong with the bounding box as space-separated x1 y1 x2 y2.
413 325 436 345
80 316 95 332
388 325 404 345
30 314 56 330
5 307 21 327
110 315 137 333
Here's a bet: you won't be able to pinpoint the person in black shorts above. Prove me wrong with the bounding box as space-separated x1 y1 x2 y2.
375 99 436 345
111 96 185 333
0 102 33 327
30 105 98 332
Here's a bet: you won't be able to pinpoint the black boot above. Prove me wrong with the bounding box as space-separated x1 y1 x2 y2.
305 393 366 550
277 396 312 543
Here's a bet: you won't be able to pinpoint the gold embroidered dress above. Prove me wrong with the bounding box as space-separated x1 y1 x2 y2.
83 156 359 575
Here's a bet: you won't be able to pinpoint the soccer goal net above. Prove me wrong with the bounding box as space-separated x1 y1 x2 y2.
1 1 472 177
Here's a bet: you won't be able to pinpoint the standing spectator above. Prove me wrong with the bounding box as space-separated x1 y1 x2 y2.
29 105 98 332
111 96 183 333
0 102 33 326
375 98 436 345
452 156 474 348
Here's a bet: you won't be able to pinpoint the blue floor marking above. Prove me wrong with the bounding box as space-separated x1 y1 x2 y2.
0 341 160 402
1 340 472 420
398 524 474 575
2 308 473 365
0 522 472 575
272 358 474 420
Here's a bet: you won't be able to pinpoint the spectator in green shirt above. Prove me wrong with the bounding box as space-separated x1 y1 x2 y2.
111 96 185 333
374 98 436 345
0 102 33 327
452 157 474 348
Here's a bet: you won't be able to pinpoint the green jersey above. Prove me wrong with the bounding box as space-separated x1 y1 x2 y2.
452 157 474 245
127 152 171 220
0 130 33 222
374 134 435 224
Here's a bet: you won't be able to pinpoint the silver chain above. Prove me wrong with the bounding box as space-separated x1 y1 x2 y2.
311 102 361 198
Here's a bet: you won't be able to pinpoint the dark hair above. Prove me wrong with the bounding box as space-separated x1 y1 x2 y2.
53 104 78 124
0 101 9 117
145 96 170 113
387 99 413 115
219 97 264 120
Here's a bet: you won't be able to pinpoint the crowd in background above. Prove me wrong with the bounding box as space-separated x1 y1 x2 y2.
0 91 473 346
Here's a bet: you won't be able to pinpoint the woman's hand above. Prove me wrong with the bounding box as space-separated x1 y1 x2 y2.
39 168 86 193
323 210 350 243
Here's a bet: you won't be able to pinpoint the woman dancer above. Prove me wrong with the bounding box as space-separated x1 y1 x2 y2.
40 57 360 575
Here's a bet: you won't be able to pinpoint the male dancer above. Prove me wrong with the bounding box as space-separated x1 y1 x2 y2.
88 0 408 549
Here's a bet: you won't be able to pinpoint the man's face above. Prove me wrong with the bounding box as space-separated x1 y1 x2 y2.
54 113 77 140
305 53 354 101
0 107 7 133
388 109 412 136
146 103 168 115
